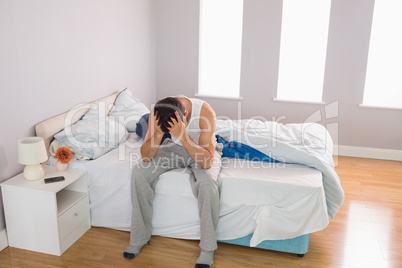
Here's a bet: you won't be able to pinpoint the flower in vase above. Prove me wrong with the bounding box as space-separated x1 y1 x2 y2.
54 147 73 164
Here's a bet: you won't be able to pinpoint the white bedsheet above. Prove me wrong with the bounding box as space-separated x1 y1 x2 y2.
215 119 344 220
49 133 329 245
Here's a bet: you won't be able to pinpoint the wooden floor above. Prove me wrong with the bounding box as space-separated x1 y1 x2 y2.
1 156 402 267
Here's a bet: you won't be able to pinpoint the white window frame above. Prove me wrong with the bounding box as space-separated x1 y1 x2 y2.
198 0 244 99
275 0 331 104
361 0 402 110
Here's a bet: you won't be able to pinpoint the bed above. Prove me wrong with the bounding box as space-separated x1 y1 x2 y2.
35 91 344 257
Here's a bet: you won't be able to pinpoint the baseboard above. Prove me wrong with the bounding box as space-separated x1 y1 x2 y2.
334 145 402 161
0 229 8 251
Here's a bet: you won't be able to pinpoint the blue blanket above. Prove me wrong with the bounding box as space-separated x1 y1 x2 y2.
216 135 280 162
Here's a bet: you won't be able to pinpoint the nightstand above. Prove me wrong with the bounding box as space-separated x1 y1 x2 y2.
0 165 90 256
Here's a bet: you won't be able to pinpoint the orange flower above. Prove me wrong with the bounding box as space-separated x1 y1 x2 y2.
55 147 73 164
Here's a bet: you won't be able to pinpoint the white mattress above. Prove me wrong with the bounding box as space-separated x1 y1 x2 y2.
49 134 329 246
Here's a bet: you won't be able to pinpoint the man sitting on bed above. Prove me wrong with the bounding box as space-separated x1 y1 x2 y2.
123 95 221 268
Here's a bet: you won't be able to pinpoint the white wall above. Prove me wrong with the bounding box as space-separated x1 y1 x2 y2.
155 0 402 151
0 0 155 230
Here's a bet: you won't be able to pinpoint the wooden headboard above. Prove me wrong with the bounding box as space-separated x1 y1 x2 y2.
35 92 119 157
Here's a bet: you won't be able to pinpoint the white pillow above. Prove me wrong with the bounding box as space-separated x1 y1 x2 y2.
54 104 129 160
49 139 90 160
108 89 150 132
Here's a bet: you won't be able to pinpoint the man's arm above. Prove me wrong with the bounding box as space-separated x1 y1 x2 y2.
168 103 216 169
140 109 164 161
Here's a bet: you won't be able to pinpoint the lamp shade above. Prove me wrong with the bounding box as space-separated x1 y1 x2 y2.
18 137 48 165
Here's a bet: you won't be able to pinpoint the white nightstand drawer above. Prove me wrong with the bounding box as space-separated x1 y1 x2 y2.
58 195 89 239
60 219 90 254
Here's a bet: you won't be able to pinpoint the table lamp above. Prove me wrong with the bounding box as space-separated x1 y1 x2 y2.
18 137 49 180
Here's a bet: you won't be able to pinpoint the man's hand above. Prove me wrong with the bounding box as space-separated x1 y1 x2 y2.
167 111 187 140
140 108 164 161
150 108 163 136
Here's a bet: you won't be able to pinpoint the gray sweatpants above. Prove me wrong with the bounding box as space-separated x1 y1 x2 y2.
129 139 222 251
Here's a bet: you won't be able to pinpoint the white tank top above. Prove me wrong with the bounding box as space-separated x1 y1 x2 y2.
172 95 204 146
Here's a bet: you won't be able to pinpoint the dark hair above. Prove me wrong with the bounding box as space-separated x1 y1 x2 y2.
154 97 185 133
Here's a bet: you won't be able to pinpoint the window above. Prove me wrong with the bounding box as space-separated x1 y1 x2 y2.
276 0 331 103
198 0 243 98
362 0 402 109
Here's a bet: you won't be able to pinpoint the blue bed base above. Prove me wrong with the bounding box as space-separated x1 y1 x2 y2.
218 233 309 256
